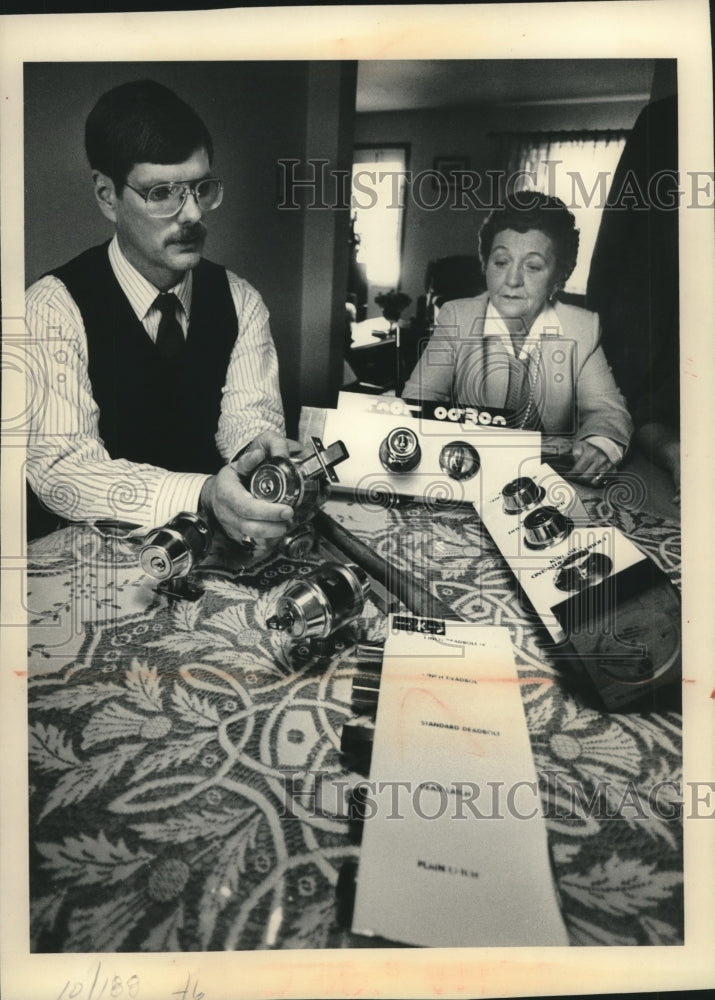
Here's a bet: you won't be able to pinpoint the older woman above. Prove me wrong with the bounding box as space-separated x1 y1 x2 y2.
402 192 632 483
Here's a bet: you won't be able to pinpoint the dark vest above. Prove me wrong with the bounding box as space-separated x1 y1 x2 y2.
26 243 238 539
51 242 238 474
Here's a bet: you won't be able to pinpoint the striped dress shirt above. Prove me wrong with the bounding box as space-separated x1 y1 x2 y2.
25 236 285 530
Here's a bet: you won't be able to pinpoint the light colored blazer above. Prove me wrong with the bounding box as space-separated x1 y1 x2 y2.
402 293 633 447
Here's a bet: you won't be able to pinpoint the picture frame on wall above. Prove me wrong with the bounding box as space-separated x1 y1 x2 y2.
432 155 470 191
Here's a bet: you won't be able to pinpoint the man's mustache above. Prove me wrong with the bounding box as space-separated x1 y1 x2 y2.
167 224 207 245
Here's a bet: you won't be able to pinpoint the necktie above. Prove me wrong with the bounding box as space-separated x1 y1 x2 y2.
154 293 185 361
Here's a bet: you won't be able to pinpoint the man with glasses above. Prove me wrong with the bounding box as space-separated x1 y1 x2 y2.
25 80 293 545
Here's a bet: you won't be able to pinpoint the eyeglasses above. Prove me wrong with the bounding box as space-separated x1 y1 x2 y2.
124 177 224 218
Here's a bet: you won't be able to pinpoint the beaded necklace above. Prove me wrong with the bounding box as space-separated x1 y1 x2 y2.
517 341 543 430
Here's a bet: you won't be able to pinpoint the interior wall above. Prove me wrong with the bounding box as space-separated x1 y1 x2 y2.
24 61 355 434
355 96 650 315
297 62 356 412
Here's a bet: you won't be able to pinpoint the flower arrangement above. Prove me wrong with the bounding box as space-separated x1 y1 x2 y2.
375 289 411 322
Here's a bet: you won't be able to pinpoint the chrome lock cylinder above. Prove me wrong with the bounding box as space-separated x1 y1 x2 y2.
555 549 614 592
438 441 481 481
522 505 573 549
249 437 348 516
279 520 317 559
140 511 212 581
502 476 545 515
378 426 421 474
267 562 370 639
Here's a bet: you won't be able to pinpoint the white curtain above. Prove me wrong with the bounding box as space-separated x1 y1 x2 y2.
504 132 628 295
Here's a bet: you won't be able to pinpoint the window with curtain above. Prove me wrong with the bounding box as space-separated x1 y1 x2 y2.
501 130 628 295
351 146 409 291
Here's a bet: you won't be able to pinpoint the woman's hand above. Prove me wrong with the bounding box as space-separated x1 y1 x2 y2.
199 431 294 544
569 440 616 485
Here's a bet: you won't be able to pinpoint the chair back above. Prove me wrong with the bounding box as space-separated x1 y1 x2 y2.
425 255 485 316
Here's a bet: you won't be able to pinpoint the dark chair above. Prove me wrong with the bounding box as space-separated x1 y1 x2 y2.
425 255 485 320
393 255 486 396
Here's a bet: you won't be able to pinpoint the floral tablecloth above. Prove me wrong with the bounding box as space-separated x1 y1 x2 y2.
27 494 682 951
